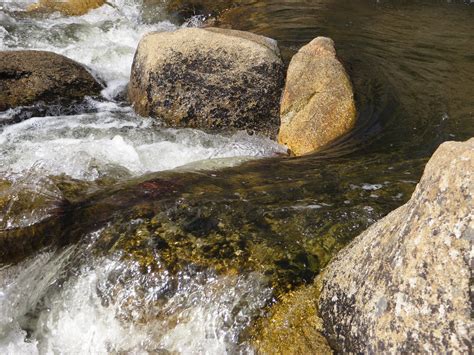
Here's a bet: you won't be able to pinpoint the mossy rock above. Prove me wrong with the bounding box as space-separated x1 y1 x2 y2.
251 280 332 354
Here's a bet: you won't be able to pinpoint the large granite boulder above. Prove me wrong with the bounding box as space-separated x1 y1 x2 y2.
278 37 356 156
128 27 285 138
0 50 102 111
318 138 473 352
27 0 106 16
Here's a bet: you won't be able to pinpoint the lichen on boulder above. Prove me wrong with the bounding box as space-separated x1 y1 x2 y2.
278 37 356 156
128 27 285 138
0 50 102 111
317 138 473 352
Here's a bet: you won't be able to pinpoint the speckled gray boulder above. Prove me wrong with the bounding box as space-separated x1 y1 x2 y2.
318 138 473 353
128 27 285 138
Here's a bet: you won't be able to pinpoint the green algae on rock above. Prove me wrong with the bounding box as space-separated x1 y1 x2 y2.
252 280 332 354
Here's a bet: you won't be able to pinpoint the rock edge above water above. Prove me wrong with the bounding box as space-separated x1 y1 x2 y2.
278 37 357 156
128 27 285 138
318 138 473 352
0 50 103 111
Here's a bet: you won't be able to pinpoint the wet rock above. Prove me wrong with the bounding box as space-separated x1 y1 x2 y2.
278 37 356 156
252 283 332 354
0 176 67 265
27 0 107 16
318 138 473 352
0 50 103 112
128 27 285 138
163 0 238 20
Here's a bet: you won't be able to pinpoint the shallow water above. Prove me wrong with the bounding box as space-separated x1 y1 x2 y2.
0 0 473 353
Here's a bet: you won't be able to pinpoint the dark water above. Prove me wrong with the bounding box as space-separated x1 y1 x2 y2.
0 0 473 352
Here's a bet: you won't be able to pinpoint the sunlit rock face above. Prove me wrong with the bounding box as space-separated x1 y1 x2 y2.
27 0 107 16
129 27 285 138
278 37 356 156
318 138 473 353
0 50 102 111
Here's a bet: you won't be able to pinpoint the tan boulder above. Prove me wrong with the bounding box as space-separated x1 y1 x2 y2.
27 0 107 16
278 37 356 156
318 138 473 352
0 50 102 111
128 27 285 137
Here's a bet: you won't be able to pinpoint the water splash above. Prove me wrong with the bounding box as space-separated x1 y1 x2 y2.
0 106 286 180
0 246 272 354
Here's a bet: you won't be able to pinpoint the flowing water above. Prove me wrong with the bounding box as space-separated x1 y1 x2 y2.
0 0 473 353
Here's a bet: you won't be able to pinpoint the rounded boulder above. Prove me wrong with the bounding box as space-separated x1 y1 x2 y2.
128 27 285 138
0 50 102 111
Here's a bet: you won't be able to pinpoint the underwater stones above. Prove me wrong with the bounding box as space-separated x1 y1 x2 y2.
163 0 238 20
0 50 102 111
278 37 356 156
317 138 473 352
27 0 107 16
253 284 332 354
0 176 66 264
128 27 285 138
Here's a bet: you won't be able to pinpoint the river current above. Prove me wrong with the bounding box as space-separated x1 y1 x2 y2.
0 0 473 353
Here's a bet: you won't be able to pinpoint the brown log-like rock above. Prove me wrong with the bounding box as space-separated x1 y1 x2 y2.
27 0 107 16
0 50 102 111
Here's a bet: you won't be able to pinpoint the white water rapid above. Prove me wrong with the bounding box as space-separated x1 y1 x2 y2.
0 1 281 353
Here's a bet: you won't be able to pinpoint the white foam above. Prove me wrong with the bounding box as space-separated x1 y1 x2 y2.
0 0 176 92
0 111 286 180
0 2 286 180
0 252 271 354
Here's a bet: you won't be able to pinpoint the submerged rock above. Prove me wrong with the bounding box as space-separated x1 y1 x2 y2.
163 0 238 20
278 37 356 156
0 175 67 264
27 0 107 16
252 284 332 354
317 138 473 352
129 27 285 138
0 50 102 111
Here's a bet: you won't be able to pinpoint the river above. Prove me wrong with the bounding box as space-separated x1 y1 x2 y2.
0 0 473 353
